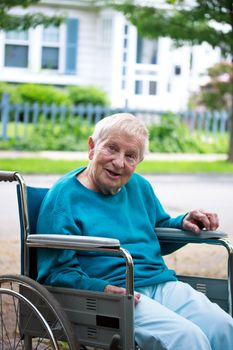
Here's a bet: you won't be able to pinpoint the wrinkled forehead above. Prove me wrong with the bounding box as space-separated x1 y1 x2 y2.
99 130 143 151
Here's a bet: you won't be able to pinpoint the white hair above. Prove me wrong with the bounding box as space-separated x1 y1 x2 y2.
91 113 149 160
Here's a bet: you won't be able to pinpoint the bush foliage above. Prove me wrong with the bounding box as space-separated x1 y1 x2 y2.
149 113 201 153
16 84 69 105
0 113 228 154
148 113 228 153
0 82 109 106
67 85 109 106
0 83 228 154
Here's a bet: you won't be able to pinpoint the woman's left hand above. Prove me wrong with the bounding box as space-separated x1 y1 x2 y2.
182 209 219 234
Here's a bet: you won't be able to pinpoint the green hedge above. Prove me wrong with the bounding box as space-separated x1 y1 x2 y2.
0 82 19 103
0 117 228 154
67 85 109 106
0 82 109 106
149 113 199 153
148 113 228 154
16 84 69 105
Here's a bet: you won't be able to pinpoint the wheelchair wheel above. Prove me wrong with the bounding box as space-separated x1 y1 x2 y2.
0 274 80 350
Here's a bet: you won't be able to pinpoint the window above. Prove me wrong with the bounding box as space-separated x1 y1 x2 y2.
123 38 128 49
149 81 157 95
124 25 128 35
136 35 158 65
43 26 59 43
4 29 29 68
167 82 171 93
122 66 127 76
189 52 193 70
101 18 112 44
41 25 60 70
135 80 143 95
6 31 28 41
123 52 127 62
121 80 126 90
42 47 59 69
134 80 158 96
121 23 129 91
174 65 181 75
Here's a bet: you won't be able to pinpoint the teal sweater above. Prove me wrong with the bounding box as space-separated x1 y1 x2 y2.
37 167 185 292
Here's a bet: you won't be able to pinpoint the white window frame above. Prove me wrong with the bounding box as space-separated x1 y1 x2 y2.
4 29 29 69
134 78 158 96
40 24 65 73
136 36 158 65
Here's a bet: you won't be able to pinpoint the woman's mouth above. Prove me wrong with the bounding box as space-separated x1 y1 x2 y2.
105 169 121 178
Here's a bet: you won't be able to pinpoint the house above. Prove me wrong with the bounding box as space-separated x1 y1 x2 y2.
0 0 222 112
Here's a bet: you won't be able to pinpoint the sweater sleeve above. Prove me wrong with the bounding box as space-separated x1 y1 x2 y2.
152 189 187 255
37 210 109 292
153 192 186 229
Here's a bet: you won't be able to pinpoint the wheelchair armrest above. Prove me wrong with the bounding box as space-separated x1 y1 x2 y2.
156 228 228 240
26 234 134 295
27 234 120 249
156 228 229 256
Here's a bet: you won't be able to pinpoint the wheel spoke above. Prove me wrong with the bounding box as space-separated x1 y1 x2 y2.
0 300 14 349
12 295 20 350
0 275 79 350
34 337 45 350
14 336 24 350
0 293 3 350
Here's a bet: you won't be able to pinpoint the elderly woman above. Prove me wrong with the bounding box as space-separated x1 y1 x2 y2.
37 113 233 350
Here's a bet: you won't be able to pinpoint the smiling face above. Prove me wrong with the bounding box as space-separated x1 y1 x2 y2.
85 131 142 195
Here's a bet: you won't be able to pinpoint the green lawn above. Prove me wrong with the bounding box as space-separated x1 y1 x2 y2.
1 158 233 174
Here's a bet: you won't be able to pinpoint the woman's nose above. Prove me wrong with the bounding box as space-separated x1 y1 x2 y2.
112 153 125 168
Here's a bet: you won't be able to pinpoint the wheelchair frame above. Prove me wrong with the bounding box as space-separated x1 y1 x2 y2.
0 170 233 350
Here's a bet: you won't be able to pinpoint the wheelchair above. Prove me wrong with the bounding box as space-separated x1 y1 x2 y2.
0 170 232 350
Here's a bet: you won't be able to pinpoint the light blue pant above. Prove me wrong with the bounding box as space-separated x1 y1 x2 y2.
135 281 233 350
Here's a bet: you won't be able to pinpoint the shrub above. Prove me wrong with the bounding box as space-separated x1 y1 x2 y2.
148 113 205 153
0 83 19 103
0 133 88 152
16 84 69 105
0 83 109 107
0 118 94 151
67 85 109 106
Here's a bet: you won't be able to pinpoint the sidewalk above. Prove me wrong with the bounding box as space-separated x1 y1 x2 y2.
0 150 228 161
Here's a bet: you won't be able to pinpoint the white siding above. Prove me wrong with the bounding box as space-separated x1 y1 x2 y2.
0 3 224 112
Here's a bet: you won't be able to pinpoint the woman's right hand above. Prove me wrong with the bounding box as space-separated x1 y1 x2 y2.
104 284 141 304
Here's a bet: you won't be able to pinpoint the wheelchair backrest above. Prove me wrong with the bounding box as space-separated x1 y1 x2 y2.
17 185 49 278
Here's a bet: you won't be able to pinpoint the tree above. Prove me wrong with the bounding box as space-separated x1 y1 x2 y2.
112 0 233 161
0 0 64 30
196 62 232 111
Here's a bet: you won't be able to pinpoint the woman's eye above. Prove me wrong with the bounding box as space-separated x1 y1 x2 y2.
126 154 138 164
127 154 135 159
107 145 116 152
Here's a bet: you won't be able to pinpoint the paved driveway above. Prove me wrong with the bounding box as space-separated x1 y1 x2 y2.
0 174 232 240
147 174 233 238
